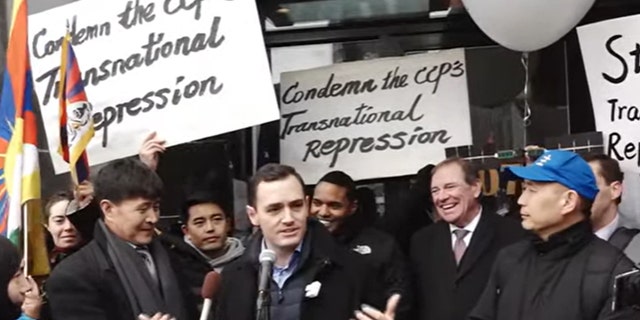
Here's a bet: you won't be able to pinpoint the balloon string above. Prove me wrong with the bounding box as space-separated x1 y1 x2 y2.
522 52 532 127
521 52 531 148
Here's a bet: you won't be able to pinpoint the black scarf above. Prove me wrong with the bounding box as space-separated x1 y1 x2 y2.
530 219 593 259
98 220 186 319
0 237 21 320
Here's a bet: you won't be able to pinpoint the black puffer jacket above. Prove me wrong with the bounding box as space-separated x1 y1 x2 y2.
159 232 244 319
333 214 414 320
159 233 213 300
470 220 640 320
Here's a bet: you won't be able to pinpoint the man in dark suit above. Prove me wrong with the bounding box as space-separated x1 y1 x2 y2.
585 154 640 265
410 157 524 320
46 159 191 320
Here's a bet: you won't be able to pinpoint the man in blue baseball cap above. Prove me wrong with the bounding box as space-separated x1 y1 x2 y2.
469 149 640 320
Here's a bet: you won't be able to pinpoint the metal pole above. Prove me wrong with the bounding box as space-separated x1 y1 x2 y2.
22 203 28 275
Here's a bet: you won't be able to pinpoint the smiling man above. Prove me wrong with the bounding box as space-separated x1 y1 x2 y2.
470 150 640 320
216 164 390 320
410 157 524 320
46 159 188 320
311 171 413 320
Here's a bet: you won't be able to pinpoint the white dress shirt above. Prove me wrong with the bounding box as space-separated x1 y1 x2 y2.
449 208 482 248
595 214 620 241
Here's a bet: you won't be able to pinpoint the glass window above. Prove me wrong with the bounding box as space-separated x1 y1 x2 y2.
264 0 461 31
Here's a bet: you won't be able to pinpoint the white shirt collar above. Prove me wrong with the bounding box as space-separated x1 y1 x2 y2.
595 214 620 241
449 207 483 234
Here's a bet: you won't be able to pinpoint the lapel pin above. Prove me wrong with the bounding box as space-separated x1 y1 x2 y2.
305 281 322 298
353 245 372 255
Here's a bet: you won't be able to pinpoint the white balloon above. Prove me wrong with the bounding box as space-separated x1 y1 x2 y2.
462 0 596 52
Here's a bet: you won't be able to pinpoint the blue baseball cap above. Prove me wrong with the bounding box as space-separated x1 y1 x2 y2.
507 150 599 201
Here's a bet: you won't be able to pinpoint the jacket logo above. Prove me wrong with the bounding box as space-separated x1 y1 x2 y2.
353 245 372 255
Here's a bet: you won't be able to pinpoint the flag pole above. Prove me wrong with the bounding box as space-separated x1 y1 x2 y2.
22 203 28 275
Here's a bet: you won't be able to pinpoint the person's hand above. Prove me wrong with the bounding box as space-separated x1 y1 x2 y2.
21 276 42 319
74 180 94 207
138 132 166 171
354 294 400 320
138 313 176 320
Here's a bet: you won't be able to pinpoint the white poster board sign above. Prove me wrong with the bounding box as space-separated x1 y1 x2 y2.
28 0 279 174
578 15 640 173
280 49 472 182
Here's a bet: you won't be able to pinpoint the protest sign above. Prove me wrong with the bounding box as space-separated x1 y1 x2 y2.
578 15 640 173
28 0 279 173
280 49 472 182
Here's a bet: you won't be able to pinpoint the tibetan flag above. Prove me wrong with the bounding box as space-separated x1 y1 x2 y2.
58 31 94 185
0 0 50 276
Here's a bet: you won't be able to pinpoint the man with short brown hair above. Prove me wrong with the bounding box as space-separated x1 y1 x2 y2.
216 164 396 320
585 154 640 265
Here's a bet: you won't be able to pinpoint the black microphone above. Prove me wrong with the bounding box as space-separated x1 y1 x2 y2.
256 249 276 320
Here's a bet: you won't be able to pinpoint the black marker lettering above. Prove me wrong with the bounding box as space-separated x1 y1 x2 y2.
603 35 628 84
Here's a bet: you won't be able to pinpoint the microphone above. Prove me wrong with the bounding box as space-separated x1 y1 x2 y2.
256 250 276 320
199 271 222 320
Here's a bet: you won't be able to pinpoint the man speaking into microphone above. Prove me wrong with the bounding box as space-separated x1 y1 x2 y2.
215 164 392 320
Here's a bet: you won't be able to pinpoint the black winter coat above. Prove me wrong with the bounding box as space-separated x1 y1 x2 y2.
216 219 385 320
45 224 196 320
334 215 414 320
469 220 640 320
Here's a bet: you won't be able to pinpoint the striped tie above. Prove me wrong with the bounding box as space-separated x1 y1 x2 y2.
136 246 159 285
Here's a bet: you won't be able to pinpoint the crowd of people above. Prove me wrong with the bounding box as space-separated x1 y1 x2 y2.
1 133 640 320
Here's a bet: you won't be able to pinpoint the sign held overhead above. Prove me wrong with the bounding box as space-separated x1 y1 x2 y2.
578 14 640 173
280 49 473 182
29 0 280 174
